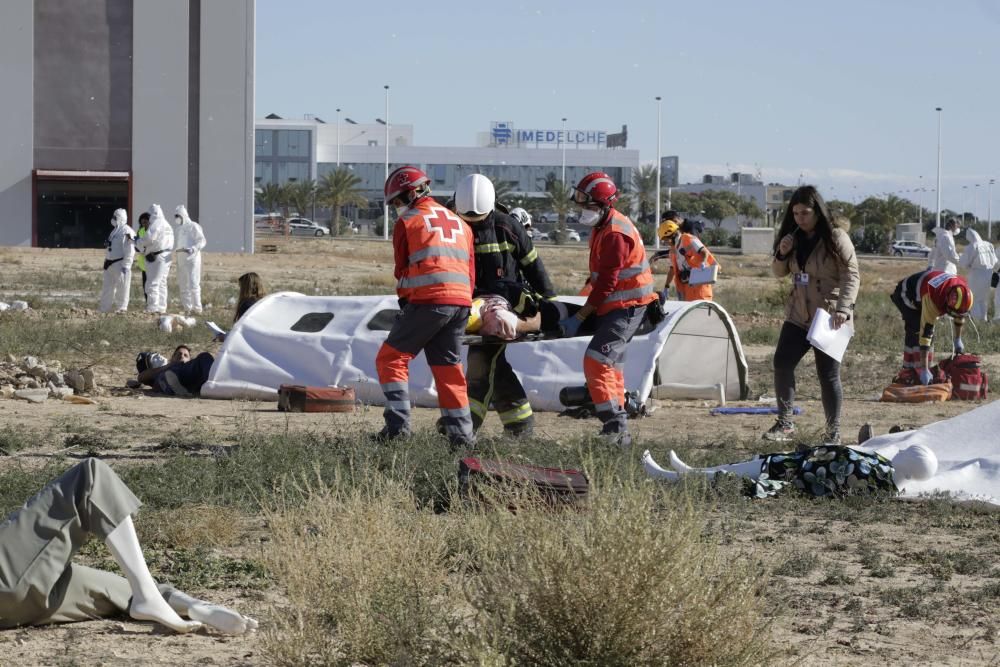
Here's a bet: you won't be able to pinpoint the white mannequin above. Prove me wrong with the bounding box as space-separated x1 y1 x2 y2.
642 444 938 491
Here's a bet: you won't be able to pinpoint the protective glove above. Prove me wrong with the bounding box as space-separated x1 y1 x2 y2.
918 367 933 386
558 315 583 338
954 337 964 355
186 247 195 255
658 289 669 304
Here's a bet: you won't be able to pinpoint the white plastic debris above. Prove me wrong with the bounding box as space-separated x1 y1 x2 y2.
9 301 29 311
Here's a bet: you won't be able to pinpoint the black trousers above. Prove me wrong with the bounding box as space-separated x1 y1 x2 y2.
773 321 842 431
466 343 533 434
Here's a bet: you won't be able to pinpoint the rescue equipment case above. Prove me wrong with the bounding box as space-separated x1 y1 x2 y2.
458 457 589 506
277 385 356 413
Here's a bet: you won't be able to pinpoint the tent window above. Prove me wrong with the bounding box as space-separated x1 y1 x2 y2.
367 309 400 331
290 312 335 332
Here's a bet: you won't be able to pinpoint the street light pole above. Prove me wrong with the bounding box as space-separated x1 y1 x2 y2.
560 117 567 189
935 107 943 228
655 96 662 251
383 85 390 241
989 179 995 241
975 183 980 224
336 108 341 168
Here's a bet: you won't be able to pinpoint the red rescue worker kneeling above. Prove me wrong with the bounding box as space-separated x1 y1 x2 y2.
374 166 477 448
890 269 972 385
559 172 658 448
657 218 717 301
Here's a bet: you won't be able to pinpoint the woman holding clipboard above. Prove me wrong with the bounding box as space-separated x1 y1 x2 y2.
766 186 859 445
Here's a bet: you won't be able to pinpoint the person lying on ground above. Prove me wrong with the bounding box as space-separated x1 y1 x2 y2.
642 442 937 499
0 458 257 634
135 344 214 397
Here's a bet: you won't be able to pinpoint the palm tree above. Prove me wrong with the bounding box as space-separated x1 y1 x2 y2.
493 180 516 209
318 169 368 235
286 180 317 221
631 164 659 224
256 182 285 216
544 181 574 244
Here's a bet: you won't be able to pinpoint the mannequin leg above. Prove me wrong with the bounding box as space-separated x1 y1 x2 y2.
641 451 679 481
105 517 200 632
666 450 765 480
164 589 258 634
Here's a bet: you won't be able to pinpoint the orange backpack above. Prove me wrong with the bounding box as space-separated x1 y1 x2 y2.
880 380 953 403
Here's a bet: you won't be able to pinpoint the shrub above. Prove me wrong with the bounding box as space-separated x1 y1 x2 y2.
702 227 730 247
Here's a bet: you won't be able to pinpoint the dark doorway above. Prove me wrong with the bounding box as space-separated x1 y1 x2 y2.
36 178 129 248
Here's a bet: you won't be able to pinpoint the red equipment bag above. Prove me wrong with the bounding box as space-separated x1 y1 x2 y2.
937 354 989 400
277 385 356 413
458 458 589 507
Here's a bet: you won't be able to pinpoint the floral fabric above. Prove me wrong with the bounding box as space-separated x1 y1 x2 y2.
746 445 897 499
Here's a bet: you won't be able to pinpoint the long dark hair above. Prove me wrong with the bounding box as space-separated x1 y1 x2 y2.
773 185 846 263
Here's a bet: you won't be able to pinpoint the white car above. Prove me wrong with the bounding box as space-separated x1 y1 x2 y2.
287 218 330 237
891 240 931 258
565 229 581 242
534 230 550 241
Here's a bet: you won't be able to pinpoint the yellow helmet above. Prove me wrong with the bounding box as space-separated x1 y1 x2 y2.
658 220 680 241
466 298 485 333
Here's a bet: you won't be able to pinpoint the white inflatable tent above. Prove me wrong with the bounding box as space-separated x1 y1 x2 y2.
201 293 749 411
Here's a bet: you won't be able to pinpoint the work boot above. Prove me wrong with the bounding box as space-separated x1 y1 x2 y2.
762 420 795 442
857 423 874 445
370 427 410 444
599 426 632 449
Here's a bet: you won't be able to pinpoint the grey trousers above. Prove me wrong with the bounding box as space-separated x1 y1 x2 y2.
0 458 139 628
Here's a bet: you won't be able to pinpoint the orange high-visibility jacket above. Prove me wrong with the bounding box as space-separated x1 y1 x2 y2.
588 210 657 315
394 198 475 306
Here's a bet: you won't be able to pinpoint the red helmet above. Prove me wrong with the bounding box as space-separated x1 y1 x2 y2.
573 172 619 207
384 166 430 204
947 283 972 316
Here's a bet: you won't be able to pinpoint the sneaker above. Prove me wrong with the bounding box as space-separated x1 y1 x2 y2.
857 423 874 445
161 370 192 397
762 421 795 442
823 430 841 446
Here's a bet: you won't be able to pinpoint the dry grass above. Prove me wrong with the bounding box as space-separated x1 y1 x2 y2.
261 469 771 667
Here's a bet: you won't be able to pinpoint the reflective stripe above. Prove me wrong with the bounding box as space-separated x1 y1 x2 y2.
585 348 616 367
441 406 472 418
381 381 408 393
409 246 469 263
385 400 411 410
469 398 488 418
474 242 515 254
594 400 618 413
959 383 982 392
397 272 470 289
519 248 538 266
498 403 532 425
605 284 654 304
618 260 650 279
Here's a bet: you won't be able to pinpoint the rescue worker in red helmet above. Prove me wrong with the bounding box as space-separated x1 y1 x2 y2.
453 174 556 438
559 172 658 448
890 269 972 385
374 166 477 448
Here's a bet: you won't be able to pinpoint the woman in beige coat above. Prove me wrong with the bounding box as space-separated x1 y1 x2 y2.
767 186 860 444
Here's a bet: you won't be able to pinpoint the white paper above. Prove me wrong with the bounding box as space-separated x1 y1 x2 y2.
206 321 227 337
807 309 853 363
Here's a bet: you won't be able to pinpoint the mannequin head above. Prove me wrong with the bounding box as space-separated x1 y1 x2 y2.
890 444 938 488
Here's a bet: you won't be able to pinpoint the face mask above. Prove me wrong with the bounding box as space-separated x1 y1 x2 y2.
174 216 183 225
578 208 603 227
394 205 409 219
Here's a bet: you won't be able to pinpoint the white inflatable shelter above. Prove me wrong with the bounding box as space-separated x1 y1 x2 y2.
861 400 1000 505
201 293 749 411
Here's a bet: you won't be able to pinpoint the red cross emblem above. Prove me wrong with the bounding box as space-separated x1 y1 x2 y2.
423 209 465 243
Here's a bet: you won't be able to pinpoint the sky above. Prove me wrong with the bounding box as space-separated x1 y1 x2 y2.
256 0 1000 214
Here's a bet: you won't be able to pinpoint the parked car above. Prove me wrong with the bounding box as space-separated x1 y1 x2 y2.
891 240 931 258
287 218 330 237
538 212 579 225
534 230 550 241
565 229 581 242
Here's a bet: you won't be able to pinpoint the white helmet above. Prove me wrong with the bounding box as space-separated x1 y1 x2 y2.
510 207 532 228
891 443 938 487
455 174 495 221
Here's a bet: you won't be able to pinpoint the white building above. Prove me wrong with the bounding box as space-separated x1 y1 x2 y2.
255 117 640 216
0 0 255 252
670 173 796 232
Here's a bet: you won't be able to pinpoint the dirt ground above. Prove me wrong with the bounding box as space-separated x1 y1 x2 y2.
1 241 998 665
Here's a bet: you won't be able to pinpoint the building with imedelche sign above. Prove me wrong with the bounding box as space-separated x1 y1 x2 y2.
0 0 255 252
255 117 639 207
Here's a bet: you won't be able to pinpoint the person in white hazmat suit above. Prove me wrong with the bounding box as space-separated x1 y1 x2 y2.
172 205 207 313
958 228 998 321
929 218 961 274
98 209 136 312
136 204 174 314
